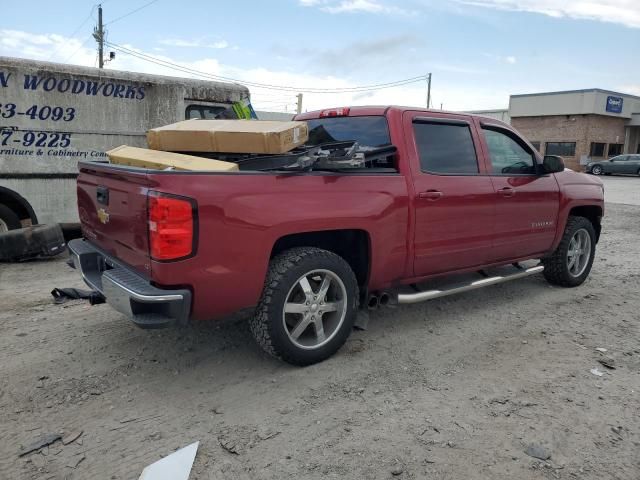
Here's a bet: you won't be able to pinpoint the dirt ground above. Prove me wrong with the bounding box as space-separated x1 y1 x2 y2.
1 200 639 480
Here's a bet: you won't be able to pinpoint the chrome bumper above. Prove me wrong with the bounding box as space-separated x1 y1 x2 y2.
67 239 191 328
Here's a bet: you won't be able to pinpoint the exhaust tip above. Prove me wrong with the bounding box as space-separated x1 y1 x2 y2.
379 292 390 306
367 294 379 310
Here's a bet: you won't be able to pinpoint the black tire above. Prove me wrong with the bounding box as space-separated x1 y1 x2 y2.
250 247 359 366
542 216 596 287
590 165 603 175
0 203 21 232
637 168 640 176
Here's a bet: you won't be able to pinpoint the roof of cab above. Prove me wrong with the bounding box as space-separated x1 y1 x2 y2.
295 105 510 127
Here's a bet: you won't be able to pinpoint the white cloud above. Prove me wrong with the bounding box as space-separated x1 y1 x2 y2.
620 85 640 96
159 37 229 49
299 0 412 15
505 56 516 64
453 0 640 28
0 28 509 112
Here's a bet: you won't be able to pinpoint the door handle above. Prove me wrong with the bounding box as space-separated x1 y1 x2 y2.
497 187 515 198
418 190 443 200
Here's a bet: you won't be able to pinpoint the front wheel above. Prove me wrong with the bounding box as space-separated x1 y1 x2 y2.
591 165 603 175
542 216 596 287
250 247 358 366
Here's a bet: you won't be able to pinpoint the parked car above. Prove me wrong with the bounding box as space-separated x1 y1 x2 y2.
587 154 640 176
68 106 605 365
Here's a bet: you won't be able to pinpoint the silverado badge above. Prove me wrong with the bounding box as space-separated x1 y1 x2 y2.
97 208 110 225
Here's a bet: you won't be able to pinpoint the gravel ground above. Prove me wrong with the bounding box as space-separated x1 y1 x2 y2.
1 200 639 480
598 175 640 206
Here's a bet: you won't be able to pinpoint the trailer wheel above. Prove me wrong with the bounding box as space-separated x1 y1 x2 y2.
250 247 359 366
0 204 21 233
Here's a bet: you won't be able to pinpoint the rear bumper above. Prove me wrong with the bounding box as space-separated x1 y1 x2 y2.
67 239 191 328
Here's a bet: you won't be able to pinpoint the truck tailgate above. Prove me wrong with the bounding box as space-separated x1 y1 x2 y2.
77 163 152 276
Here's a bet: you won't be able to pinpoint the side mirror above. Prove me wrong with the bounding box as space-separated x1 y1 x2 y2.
542 155 564 174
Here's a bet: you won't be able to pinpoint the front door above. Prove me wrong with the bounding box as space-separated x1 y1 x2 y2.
477 122 560 262
405 112 496 277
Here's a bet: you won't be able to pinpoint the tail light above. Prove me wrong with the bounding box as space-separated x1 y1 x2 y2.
148 192 197 261
319 107 350 118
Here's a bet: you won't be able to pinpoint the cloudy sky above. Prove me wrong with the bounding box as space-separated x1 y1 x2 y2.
1 0 639 112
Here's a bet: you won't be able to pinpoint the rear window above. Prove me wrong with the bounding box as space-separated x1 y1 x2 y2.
305 116 391 148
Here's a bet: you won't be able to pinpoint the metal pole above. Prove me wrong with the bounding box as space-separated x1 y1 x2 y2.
296 93 303 114
426 73 432 109
93 4 104 68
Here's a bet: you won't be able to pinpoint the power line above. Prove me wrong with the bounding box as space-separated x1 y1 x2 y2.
106 0 162 25
104 40 427 93
52 4 96 59
64 35 94 63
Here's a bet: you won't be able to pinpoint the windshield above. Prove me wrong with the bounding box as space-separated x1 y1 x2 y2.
305 116 391 148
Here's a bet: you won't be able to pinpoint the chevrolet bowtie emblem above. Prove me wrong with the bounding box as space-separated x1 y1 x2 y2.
97 208 110 225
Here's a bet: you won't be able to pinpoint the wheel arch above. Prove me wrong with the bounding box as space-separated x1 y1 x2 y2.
0 186 38 225
568 205 602 242
270 229 371 289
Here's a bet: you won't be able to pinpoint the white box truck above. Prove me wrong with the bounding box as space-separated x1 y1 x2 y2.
0 56 251 235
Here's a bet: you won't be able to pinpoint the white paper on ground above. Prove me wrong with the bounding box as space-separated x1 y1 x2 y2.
138 441 199 480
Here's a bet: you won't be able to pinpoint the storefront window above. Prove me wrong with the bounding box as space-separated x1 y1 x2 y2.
546 142 576 156
608 143 624 157
590 142 606 157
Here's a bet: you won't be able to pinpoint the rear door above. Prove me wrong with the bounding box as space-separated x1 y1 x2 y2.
77 163 152 275
477 121 560 262
404 111 496 276
629 155 640 174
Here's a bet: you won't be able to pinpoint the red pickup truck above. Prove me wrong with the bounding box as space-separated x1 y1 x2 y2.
68 106 604 365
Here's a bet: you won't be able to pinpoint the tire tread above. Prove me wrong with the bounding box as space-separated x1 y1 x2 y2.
249 247 358 365
543 216 595 287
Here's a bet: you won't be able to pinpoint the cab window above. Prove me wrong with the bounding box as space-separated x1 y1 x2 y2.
483 127 536 175
413 121 479 174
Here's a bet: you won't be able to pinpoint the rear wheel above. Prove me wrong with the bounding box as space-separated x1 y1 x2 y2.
542 216 596 287
637 167 640 176
591 165 603 175
250 247 358 366
0 204 21 233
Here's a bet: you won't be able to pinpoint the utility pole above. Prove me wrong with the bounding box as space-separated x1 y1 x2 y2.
93 4 105 68
426 73 432 109
296 93 303 115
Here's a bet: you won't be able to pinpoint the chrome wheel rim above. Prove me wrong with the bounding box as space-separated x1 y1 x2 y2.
592 166 602 175
282 269 347 350
0 218 9 233
567 228 591 277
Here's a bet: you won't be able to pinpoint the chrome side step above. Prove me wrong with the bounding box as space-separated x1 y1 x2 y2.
397 265 544 305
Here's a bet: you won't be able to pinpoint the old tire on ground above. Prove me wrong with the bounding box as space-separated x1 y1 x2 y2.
542 216 596 287
0 204 21 233
0 224 66 262
250 247 359 366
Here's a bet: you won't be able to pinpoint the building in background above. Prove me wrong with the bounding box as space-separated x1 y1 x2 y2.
465 89 640 171
255 110 295 121
510 89 640 171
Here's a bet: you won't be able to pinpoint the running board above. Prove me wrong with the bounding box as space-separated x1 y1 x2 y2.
397 265 544 305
